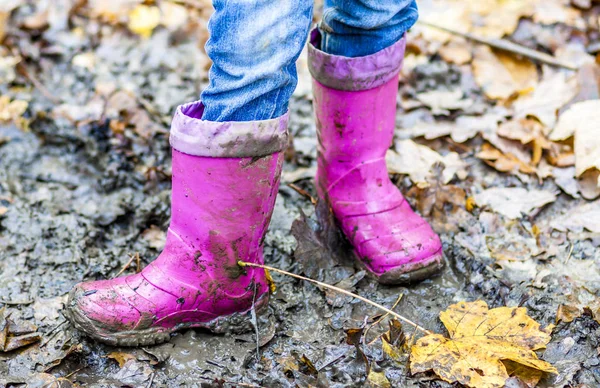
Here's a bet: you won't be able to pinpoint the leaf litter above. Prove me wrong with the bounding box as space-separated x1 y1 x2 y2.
1 0 600 386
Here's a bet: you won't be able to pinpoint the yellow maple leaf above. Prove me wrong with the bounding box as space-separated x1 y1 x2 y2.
127 5 160 38
410 300 556 388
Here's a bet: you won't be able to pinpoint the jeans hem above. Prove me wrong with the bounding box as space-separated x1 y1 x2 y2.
307 28 406 91
169 100 289 158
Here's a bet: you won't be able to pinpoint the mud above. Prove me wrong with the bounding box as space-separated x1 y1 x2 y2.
1 24 600 388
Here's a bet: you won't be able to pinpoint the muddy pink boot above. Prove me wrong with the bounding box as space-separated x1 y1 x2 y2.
66 101 288 346
307 30 444 284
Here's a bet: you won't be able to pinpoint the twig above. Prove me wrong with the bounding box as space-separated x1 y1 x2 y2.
238 261 432 335
65 366 86 379
146 372 155 388
16 63 63 104
418 19 578 71
287 183 317 204
565 243 574 264
364 293 404 345
115 253 138 277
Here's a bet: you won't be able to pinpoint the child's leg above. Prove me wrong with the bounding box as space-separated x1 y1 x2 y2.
319 0 418 57
309 1 444 284
201 0 314 122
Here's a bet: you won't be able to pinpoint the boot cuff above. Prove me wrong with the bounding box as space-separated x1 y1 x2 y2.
307 28 406 91
169 100 289 157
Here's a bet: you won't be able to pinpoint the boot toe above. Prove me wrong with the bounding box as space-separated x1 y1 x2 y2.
67 279 143 335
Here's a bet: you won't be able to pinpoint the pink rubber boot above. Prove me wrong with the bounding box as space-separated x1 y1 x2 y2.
66 101 288 346
307 30 444 284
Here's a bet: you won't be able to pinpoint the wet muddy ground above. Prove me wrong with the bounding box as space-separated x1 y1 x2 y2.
2 3 600 387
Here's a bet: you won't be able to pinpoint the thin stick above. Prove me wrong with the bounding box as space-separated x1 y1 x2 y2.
16 63 62 104
238 261 432 335
115 253 136 277
287 183 317 205
365 293 403 345
418 19 578 71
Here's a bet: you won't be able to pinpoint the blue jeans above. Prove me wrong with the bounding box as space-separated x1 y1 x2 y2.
200 0 418 122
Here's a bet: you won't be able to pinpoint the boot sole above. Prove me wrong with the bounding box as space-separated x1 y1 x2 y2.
65 292 270 347
352 247 445 285
368 251 445 285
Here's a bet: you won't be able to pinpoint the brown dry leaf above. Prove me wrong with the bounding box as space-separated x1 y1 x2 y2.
381 319 407 362
0 308 41 353
474 187 556 219
497 119 550 165
472 46 537 100
410 300 556 388
128 5 161 38
141 225 166 250
476 143 536 175
513 72 578 129
556 304 582 324
107 351 137 368
551 100 600 177
387 140 467 187
438 39 472 65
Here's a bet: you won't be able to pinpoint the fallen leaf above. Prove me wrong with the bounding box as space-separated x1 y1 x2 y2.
398 111 504 144
107 351 137 368
550 200 600 233
472 46 537 100
0 308 41 353
26 373 73 388
0 95 29 130
503 360 544 388
127 5 161 38
141 225 166 250
551 100 600 178
438 39 472 65
556 304 582 324
410 300 556 388
553 167 580 198
387 140 467 186
367 370 391 388
576 169 600 200
514 72 578 129
496 119 551 165
476 143 536 175
381 319 407 362
474 187 556 219
416 89 473 115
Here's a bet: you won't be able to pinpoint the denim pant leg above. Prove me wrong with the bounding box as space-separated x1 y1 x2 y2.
200 0 313 122
320 0 418 57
